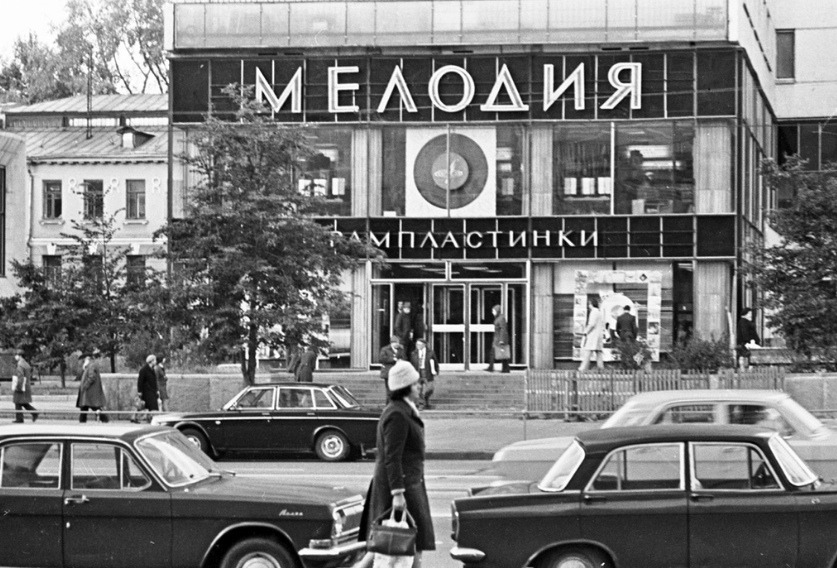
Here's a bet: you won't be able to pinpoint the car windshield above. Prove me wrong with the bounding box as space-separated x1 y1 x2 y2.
136 431 216 487
768 434 819 486
602 401 648 428
329 385 360 408
538 440 585 492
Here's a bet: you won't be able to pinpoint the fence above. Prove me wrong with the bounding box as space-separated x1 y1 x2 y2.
526 368 785 419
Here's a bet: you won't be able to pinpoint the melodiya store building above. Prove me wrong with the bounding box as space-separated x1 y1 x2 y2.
166 0 790 370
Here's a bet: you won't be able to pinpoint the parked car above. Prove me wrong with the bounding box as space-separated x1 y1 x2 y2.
0 424 366 568
452 425 828 568
152 383 379 462
493 389 837 480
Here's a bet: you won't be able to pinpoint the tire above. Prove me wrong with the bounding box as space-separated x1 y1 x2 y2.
180 427 210 455
538 547 611 568
220 537 297 568
315 430 350 462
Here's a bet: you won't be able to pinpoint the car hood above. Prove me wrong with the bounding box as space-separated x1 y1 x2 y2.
188 474 363 505
492 436 574 462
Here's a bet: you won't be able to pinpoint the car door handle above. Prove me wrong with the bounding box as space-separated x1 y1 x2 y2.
583 494 607 504
64 495 89 505
307 412 316 417
690 493 714 502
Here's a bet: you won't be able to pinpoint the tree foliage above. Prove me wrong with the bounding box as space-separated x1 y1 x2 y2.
157 87 380 384
0 0 167 103
748 157 837 361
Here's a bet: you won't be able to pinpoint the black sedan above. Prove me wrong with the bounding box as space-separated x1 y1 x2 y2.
0 424 365 568
451 424 831 568
152 383 379 461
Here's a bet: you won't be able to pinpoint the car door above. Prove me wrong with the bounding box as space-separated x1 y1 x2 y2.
63 442 171 568
275 387 319 451
221 386 276 452
687 441 797 568
580 442 688 568
0 440 64 567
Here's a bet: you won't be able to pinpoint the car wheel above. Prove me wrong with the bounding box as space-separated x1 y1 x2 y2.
180 427 210 455
315 430 350 462
220 538 297 568
539 547 611 568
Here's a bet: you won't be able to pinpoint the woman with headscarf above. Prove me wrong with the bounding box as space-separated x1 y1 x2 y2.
355 360 435 568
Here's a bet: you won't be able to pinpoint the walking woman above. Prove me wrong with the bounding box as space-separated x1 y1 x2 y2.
355 360 435 568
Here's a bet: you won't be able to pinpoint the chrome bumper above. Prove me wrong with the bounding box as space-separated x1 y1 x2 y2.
450 546 486 563
298 540 367 561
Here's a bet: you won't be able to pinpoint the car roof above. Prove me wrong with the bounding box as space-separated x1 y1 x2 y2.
576 424 776 452
0 424 172 443
623 389 789 406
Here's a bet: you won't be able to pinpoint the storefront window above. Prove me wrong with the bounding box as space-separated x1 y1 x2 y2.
553 124 612 215
299 128 352 216
614 122 694 215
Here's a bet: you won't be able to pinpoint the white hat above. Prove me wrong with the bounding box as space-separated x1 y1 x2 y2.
387 360 420 392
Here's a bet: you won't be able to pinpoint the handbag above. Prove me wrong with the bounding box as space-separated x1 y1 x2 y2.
367 507 417 557
494 344 511 361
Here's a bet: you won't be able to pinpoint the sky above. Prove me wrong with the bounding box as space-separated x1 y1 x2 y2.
0 0 68 61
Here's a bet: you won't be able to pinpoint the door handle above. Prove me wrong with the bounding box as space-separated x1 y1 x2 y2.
307 412 316 416
64 495 89 505
690 493 714 502
583 494 607 504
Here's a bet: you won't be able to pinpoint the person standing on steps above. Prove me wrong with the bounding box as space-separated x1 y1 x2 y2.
486 304 510 373
410 338 439 409
379 335 406 400
11 349 38 423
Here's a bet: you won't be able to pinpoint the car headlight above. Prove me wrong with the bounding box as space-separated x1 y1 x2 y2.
331 508 345 539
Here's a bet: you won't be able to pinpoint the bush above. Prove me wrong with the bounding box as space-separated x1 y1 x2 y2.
668 334 735 372
613 338 653 370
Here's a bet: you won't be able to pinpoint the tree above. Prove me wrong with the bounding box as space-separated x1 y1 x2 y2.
748 157 837 363
158 87 380 384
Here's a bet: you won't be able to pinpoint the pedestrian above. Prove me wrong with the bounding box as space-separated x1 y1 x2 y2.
138 354 160 418
379 335 406 399
737 308 761 370
486 304 510 373
355 360 435 568
615 305 638 343
11 349 38 423
155 355 169 412
410 338 439 409
76 349 109 423
394 302 415 356
296 344 317 382
579 297 605 371
286 344 302 377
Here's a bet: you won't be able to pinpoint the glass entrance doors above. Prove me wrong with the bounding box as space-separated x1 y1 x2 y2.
432 285 465 365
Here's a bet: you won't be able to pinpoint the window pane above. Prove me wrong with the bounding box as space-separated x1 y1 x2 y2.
43 181 62 219
72 444 119 490
382 128 406 216
279 388 313 409
656 404 715 424
126 180 146 219
83 180 104 219
314 389 334 408
666 53 694 117
121 451 150 490
591 444 682 491
299 128 352 216
0 443 61 488
822 124 837 168
693 443 779 490
776 30 795 79
553 123 611 215
237 388 274 409
496 126 524 215
696 51 736 116
799 123 820 170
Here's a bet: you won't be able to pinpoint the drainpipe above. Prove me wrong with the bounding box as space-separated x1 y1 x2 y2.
27 166 34 264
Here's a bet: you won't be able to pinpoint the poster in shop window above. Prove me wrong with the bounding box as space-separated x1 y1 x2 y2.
573 270 663 362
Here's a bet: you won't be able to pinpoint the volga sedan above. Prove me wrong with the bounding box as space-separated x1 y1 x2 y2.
452 425 828 568
153 383 379 461
493 389 837 480
0 424 365 568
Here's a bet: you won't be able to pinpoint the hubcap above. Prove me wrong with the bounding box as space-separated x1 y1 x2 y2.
555 556 592 568
186 435 202 448
321 435 345 458
236 552 281 568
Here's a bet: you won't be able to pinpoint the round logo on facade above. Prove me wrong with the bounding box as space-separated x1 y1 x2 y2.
413 134 488 209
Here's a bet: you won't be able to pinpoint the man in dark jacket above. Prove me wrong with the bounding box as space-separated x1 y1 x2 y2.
615 305 638 343
296 345 318 382
394 302 415 356
12 349 37 422
137 354 160 413
77 349 108 422
379 335 406 400
737 308 761 370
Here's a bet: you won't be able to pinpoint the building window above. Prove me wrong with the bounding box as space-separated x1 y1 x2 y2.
43 255 61 288
126 180 146 219
553 124 612 215
0 166 4 276
776 30 795 79
297 128 352 216
83 180 104 219
43 181 62 219
126 255 146 287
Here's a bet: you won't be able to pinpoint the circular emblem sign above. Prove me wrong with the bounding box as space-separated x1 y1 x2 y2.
413 134 488 209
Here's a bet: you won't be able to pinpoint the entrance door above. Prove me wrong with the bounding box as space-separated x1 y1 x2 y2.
470 285 502 366
431 285 465 366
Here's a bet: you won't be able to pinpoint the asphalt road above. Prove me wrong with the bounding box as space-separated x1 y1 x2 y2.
227 459 502 568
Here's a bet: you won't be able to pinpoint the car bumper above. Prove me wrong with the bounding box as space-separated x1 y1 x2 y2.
450 546 486 563
298 540 367 567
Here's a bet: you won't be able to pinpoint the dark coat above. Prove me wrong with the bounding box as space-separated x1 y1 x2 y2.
394 312 413 347
360 399 435 551
137 363 159 411
492 313 509 346
616 312 638 341
13 358 33 405
410 347 439 380
287 351 301 376
379 344 405 380
737 317 761 355
77 360 106 408
296 349 317 382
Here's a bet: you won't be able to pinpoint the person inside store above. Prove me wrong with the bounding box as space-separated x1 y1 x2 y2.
615 305 638 343
379 335 406 399
486 304 510 373
579 297 606 371
394 302 415 356
736 308 761 370
355 360 435 568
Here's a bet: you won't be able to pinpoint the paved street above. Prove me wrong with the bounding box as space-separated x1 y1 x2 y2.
228 459 501 568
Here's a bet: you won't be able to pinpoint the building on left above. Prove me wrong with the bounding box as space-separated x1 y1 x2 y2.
2 94 169 289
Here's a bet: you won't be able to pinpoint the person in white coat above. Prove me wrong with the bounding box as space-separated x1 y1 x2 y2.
579 297 605 371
